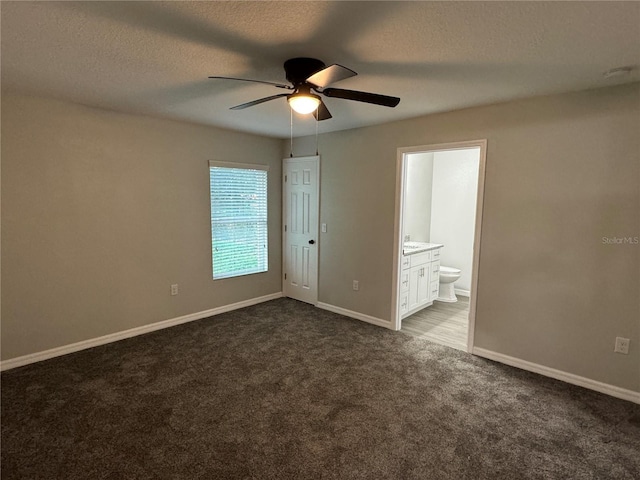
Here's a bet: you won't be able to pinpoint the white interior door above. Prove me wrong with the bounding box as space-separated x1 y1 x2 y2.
283 156 319 305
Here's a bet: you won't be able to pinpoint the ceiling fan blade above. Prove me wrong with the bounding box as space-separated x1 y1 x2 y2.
230 94 289 110
306 64 357 88
322 88 400 107
209 76 292 90
313 100 332 121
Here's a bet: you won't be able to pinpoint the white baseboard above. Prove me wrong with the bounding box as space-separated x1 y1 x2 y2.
473 347 640 405
454 288 470 297
317 302 392 329
0 292 283 372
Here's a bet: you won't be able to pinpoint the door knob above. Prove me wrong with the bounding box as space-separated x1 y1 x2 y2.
309 240 315 245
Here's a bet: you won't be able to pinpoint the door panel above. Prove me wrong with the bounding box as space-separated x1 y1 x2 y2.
289 245 298 286
283 157 319 305
429 280 440 302
290 193 298 233
417 266 430 304
303 192 311 233
408 266 420 311
302 246 310 288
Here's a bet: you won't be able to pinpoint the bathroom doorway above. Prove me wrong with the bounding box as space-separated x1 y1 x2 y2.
391 140 487 352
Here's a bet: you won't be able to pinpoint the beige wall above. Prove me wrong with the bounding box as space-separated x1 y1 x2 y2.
3 84 638 393
1 93 283 360
290 83 640 392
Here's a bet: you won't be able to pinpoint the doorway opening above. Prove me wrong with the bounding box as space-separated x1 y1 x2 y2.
391 141 487 352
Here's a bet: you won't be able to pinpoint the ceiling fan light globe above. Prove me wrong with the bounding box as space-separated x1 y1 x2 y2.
288 94 321 114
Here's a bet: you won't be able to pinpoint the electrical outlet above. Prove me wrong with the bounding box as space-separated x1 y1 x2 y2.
353 280 359 291
614 337 630 354
171 284 179 296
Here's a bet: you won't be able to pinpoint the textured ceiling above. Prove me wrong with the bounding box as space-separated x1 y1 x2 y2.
2 1 639 138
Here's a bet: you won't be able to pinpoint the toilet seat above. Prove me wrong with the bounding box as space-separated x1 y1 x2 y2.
440 266 461 275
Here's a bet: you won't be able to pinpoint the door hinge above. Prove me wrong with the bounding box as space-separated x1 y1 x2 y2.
284 175 287 182
285 225 287 232
284 273 287 280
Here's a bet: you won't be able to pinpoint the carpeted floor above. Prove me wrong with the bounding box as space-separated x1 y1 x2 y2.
2 298 639 479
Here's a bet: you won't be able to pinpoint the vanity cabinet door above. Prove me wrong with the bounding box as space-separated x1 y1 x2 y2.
402 250 439 318
431 261 440 283
408 266 421 311
429 260 440 302
400 292 409 316
417 266 430 305
429 281 439 302
400 271 410 293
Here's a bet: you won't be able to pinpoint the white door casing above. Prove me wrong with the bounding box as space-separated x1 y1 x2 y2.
283 156 319 305
392 140 487 354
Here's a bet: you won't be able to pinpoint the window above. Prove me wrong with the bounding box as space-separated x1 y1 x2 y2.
209 161 268 279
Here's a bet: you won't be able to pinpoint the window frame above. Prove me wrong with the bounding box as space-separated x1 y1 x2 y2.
208 160 269 280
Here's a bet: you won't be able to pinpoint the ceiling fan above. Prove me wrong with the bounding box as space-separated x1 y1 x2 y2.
209 57 400 121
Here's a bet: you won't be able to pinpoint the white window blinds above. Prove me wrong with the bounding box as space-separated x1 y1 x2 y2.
209 161 269 280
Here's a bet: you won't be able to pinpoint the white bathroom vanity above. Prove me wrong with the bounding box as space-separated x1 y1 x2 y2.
400 242 443 318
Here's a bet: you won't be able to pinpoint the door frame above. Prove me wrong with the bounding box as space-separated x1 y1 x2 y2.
282 155 320 305
391 140 487 353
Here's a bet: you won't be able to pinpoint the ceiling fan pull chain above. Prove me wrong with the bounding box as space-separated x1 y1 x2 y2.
290 108 294 158
315 115 319 156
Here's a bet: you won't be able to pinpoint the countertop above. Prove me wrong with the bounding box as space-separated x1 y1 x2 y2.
403 242 443 255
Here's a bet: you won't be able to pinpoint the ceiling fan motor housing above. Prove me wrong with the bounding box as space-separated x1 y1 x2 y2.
284 58 326 86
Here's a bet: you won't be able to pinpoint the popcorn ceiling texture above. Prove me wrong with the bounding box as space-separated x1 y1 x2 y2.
2 299 639 479
1 1 639 138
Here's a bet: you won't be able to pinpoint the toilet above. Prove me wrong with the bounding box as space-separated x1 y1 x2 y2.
437 266 462 303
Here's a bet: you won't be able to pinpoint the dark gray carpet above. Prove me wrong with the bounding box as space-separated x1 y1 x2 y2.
2 298 639 479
